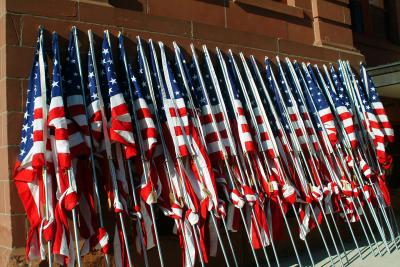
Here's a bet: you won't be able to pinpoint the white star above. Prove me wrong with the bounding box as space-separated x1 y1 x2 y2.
102 48 109 55
88 72 95 79
52 81 59 88
91 93 98 99
21 136 27 144
22 124 29 132
19 149 25 156
108 88 113 94
54 59 58 66
110 78 117 85
24 112 29 119
131 76 136 82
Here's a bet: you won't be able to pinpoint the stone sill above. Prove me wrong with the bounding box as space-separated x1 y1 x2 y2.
233 0 304 19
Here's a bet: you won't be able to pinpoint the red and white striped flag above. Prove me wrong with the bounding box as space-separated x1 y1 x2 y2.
361 63 394 143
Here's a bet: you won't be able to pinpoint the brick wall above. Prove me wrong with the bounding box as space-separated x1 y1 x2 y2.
0 0 365 266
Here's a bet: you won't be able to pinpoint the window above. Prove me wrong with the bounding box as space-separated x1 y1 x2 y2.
369 0 384 9
350 0 364 33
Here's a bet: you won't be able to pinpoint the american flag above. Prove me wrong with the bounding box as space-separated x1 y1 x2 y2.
16 39 46 173
14 36 45 261
277 64 307 148
48 33 71 170
223 54 255 153
119 34 157 160
86 49 103 148
306 65 338 145
351 72 387 163
290 62 320 151
201 59 233 158
360 63 394 143
241 58 276 159
101 32 137 159
265 59 292 137
153 42 191 158
329 64 352 110
150 42 205 266
178 50 227 161
174 45 220 211
322 66 357 149
64 31 90 157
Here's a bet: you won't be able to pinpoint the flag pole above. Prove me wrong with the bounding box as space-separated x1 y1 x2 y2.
318 62 383 255
284 57 364 261
337 61 394 250
217 47 278 267
118 32 165 267
38 27 54 267
286 58 369 259
292 59 371 258
157 40 213 267
77 28 112 267
137 36 196 267
173 42 235 267
103 30 136 267
343 60 398 249
229 50 285 267
51 31 83 266
216 47 279 266
249 55 317 266
266 57 338 266
239 51 308 267
325 61 389 253
274 56 347 266
345 61 398 236
359 63 400 241
305 61 390 253
106 31 149 267
191 43 253 267
87 29 134 267
203 45 262 267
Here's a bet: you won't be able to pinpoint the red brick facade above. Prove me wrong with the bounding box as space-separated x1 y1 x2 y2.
0 0 388 266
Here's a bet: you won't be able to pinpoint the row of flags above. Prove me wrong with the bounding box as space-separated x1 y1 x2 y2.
14 27 397 267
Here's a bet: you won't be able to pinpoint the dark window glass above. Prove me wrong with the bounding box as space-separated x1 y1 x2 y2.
350 0 364 33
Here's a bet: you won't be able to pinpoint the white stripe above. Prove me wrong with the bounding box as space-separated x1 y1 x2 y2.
55 140 70 153
67 95 84 106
